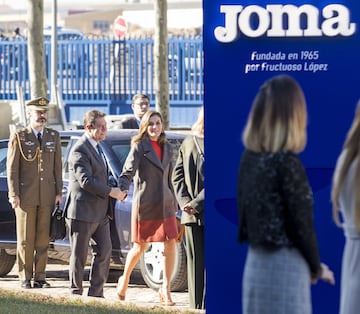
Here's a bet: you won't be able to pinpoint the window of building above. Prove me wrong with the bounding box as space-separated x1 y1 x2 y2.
93 21 110 32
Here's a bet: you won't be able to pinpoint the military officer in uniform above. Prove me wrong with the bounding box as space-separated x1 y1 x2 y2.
6 97 63 289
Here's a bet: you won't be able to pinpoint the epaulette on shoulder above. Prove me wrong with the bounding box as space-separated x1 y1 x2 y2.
45 127 59 136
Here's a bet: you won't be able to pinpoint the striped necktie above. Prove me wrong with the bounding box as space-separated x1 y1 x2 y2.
97 144 102 157
97 144 109 175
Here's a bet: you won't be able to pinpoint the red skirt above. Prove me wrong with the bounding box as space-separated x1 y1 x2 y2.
131 215 178 243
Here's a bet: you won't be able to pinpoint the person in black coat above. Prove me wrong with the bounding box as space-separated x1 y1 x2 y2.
118 94 150 129
172 107 205 309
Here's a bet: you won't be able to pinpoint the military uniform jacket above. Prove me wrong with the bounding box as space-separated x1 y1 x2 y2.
7 126 63 208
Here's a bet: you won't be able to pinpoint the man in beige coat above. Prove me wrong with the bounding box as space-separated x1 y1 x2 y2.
7 97 63 289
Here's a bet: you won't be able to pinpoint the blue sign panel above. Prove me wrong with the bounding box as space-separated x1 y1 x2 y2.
203 1 359 313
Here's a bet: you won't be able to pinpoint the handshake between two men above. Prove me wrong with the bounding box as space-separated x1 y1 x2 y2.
109 188 128 202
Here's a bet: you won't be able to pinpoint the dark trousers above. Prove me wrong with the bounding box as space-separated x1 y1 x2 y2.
185 224 205 309
68 217 112 297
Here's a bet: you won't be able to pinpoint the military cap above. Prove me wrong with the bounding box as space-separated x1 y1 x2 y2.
26 97 49 111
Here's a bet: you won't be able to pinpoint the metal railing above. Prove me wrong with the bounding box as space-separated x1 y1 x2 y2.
0 36 203 128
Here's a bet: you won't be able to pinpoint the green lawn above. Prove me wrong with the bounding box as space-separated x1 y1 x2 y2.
0 289 194 314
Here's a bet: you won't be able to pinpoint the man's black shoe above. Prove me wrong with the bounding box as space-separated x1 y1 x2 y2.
33 280 51 288
20 280 31 289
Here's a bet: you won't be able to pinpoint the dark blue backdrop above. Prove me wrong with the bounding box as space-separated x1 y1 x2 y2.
203 1 360 313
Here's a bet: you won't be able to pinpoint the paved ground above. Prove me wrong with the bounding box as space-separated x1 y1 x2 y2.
0 262 204 314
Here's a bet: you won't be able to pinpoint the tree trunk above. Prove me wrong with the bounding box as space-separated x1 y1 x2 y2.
27 0 47 99
154 0 169 129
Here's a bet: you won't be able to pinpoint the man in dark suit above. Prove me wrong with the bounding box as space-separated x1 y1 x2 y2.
65 109 126 297
7 97 63 289
118 93 150 129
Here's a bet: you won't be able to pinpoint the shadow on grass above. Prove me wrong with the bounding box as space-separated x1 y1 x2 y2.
44 264 146 285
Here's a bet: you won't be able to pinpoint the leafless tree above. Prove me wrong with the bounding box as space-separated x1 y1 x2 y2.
27 0 47 98
154 0 170 129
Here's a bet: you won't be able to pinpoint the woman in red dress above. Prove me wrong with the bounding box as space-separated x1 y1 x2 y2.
116 110 178 306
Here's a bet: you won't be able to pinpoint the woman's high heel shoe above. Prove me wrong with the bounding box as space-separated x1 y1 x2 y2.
116 276 126 301
158 287 176 306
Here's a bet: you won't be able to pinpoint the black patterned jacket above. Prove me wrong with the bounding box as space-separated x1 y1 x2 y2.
237 150 321 278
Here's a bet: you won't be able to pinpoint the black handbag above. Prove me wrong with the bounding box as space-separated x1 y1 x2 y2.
50 203 66 240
